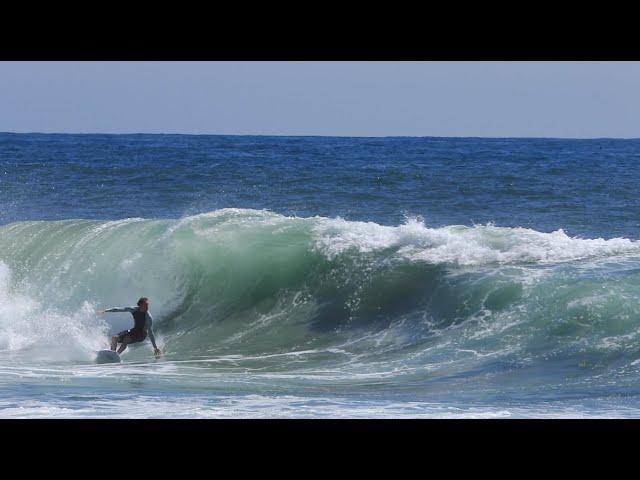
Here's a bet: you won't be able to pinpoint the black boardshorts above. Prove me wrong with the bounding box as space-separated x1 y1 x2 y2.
116 329 147 344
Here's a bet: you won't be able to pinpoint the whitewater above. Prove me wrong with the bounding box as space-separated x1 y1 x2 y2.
2 133 640 417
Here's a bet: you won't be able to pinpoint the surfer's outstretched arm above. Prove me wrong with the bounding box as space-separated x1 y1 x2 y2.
99 306 136 314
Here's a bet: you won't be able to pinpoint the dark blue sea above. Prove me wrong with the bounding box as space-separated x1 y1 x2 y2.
2 132 640 417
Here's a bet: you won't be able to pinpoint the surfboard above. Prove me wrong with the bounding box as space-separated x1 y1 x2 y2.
95 349 121 364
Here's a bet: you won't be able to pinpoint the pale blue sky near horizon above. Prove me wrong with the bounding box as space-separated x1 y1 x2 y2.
0 61 638 138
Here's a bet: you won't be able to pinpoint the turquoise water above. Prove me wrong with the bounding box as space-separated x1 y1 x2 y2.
1 133 640 418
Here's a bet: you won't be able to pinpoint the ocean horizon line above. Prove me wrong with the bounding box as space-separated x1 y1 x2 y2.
1 131 639 141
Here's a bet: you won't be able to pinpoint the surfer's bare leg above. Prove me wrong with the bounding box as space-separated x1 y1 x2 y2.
117 337 130 354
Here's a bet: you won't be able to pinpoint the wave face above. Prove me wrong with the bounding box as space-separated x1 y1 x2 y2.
2 208 640 386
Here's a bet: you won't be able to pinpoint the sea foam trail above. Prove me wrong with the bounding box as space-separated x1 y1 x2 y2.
1 209 640 366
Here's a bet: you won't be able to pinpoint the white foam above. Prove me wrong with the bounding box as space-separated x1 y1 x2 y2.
312 217 640 266
0 261 108 361
0 392 636 418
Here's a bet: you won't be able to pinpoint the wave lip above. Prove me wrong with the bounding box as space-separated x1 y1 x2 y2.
312 216 640 266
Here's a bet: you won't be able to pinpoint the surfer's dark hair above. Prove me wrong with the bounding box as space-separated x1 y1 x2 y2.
137 297 149 306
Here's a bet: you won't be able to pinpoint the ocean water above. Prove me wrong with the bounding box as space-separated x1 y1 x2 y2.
2 132 640 418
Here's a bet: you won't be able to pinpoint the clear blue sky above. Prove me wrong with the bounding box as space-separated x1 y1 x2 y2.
0 62 638 138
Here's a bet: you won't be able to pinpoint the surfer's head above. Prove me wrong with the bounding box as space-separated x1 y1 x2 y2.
137 297 149 311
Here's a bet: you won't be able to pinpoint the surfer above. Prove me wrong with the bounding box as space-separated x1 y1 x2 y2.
97 297 161 357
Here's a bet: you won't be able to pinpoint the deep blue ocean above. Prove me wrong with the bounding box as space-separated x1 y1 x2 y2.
2 132 640 417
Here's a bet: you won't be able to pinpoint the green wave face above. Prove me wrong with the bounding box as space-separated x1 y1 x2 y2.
2 209 640 378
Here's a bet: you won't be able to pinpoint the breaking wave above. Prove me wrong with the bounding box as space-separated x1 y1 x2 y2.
2 208 640 376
